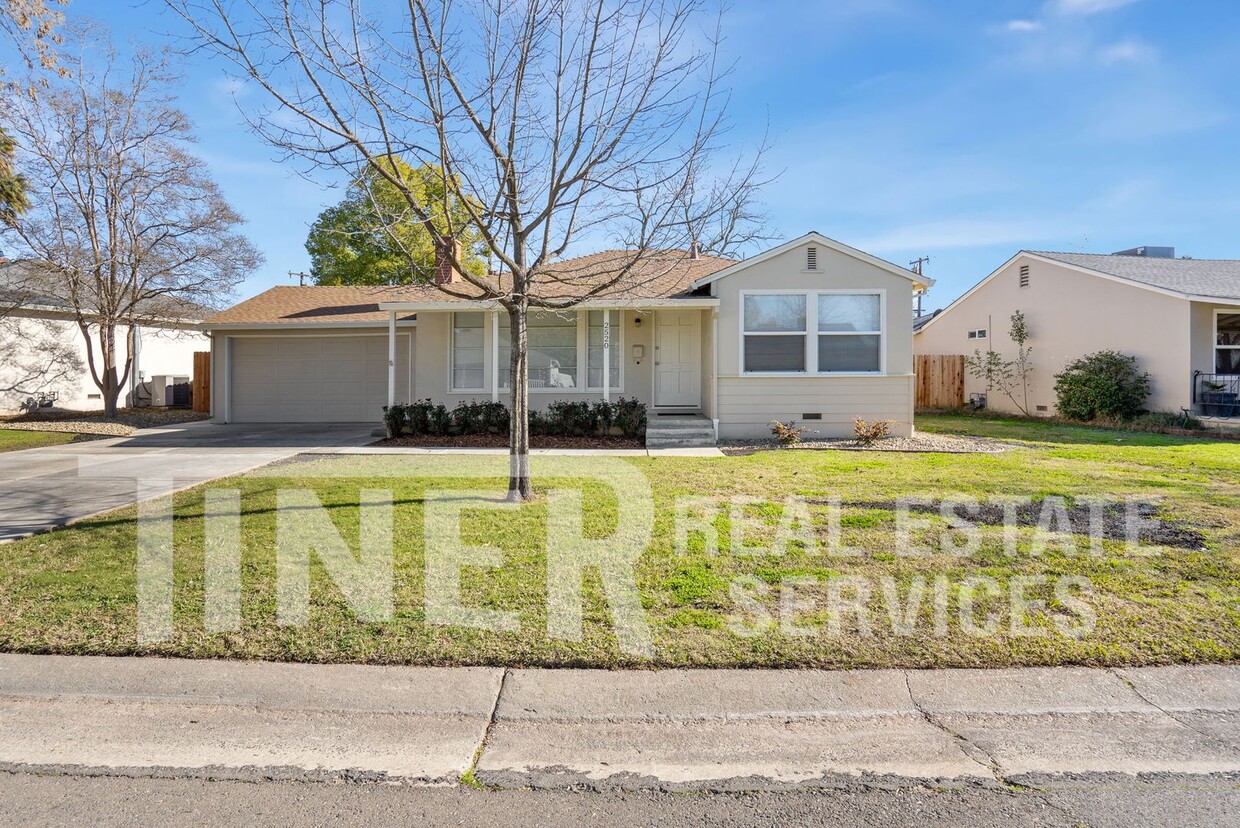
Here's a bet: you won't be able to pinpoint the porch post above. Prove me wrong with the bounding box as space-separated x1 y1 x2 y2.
387 310 397 409
491 311 500 402
602 312 611 402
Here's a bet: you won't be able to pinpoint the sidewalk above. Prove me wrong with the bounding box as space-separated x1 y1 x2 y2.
0 654 1236 789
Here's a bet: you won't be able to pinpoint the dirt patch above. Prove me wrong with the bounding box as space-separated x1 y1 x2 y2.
376 433 646 449
830 498 1207 550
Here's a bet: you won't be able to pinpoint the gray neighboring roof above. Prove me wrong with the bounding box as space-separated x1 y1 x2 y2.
1029 251 1240 301
0 259 213 321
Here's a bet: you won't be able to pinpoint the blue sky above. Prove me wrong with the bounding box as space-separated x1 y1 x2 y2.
53 0 1240 307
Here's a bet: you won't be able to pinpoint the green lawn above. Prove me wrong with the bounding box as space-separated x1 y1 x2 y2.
0 428 78 452
1 413 1237 669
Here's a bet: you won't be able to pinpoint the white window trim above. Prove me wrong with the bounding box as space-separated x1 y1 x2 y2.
449 311 488 393
458 309 626 394
1216 309 1240 375
739 288 887 377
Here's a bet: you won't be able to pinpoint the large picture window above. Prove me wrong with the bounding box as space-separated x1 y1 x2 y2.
1218 312 1240 374
498 311 581 390
742 294 807 372
741 291 884 375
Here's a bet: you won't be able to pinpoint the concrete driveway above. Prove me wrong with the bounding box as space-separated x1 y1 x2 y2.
0 421 378 542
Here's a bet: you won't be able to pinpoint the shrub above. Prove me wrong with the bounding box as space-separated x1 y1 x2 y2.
545 400 596 435
852 417 892 446
452 401 485 434
610 397 647 438
382 404 406 437
1054 351 1151 421
478 401 510 434
769 419 808 445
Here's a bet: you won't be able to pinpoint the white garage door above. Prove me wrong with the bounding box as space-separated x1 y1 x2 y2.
230 335 412 423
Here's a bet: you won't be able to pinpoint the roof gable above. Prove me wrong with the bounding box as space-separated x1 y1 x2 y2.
689 231 934 291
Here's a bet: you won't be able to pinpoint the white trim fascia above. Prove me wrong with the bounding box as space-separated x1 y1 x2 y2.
7 304 207 330
204 320 417 331
689 231 934 291
379 297 719 312
916 251 1240 336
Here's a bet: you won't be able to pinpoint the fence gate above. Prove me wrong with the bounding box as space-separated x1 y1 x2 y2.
915 354 965 409
192 351 212 413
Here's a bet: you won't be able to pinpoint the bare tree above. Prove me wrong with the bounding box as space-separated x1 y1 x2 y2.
1 0 67 74
1 25 262 417
169 0 768 500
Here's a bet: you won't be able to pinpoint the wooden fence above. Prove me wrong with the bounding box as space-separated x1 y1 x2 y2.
192 351 211 414
915 354 965 409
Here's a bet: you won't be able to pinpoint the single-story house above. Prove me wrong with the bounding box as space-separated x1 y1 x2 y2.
202 232 934 441
914 246 1240 420
0 259 210 412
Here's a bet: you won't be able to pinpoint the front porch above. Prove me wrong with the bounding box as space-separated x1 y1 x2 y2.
378 300 721 443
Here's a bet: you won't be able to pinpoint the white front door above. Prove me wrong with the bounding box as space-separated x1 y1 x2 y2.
654 310 702 408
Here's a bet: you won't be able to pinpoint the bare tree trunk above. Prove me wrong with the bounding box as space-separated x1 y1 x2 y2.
101 322 120 418
507 302 532 501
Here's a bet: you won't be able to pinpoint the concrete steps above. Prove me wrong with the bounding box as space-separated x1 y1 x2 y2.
645 414 716 449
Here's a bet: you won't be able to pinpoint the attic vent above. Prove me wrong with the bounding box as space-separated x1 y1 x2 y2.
1019 264 1030 288
806 246 818 271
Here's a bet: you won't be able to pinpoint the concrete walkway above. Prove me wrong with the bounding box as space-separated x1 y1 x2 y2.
0 654 1236 789
0 422 377 542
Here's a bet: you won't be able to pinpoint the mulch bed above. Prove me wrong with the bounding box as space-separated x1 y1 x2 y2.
376 433 646 449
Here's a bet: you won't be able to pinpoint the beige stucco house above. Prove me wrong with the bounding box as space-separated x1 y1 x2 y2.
202 232 933 441
915 247 1240 420
0 260 209 412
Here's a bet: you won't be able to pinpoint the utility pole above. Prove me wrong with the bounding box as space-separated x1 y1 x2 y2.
909 257 930 317
289 270 310 286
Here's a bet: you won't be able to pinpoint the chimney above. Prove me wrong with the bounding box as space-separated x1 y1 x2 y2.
688 240 701 260
433 239 462 284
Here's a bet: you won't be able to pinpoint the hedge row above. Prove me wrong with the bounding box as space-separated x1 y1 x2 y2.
383 397 647 438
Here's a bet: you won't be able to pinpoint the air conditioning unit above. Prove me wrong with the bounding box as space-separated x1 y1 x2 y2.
151 375 190 407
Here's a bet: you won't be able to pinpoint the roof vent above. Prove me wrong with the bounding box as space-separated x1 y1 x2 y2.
1113 246 1175 258
806 246 818 271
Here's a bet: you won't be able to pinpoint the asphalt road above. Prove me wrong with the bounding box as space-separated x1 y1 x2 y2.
2 771 1238 828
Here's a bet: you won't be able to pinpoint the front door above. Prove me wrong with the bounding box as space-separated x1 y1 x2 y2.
654 310 702 408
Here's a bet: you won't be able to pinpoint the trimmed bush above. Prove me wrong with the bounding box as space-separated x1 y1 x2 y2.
1054 351 1151 422
389 398 648 439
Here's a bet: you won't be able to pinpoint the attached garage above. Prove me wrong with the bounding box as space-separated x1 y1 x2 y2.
227 334 411 423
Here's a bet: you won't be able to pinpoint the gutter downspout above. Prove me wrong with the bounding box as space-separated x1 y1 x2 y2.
711 309 720 442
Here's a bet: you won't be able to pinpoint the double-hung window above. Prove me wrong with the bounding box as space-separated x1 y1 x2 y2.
1218 312 1240 374
742 294 808 372
586 310 621 389
742 291 883 374
817 293 882 372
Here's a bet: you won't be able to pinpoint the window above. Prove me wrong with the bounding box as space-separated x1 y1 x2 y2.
817 293 881 372
451 312 485 390
1019 265 1030 288
741 291 884 374
498 311 580 390
743 294 807 372
1218 313 1240 374
587 310 622 388
967 329 987 340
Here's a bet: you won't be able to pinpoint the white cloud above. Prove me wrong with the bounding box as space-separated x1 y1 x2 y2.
1006 19 1043 32
1097 39 1157 64
1048 0 1139 16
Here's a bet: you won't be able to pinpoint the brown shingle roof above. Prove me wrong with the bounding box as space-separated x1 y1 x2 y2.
206 249 734 326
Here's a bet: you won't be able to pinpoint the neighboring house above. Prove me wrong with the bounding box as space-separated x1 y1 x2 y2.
0 259 210 412
914 246 1240 419
202 232 933 440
